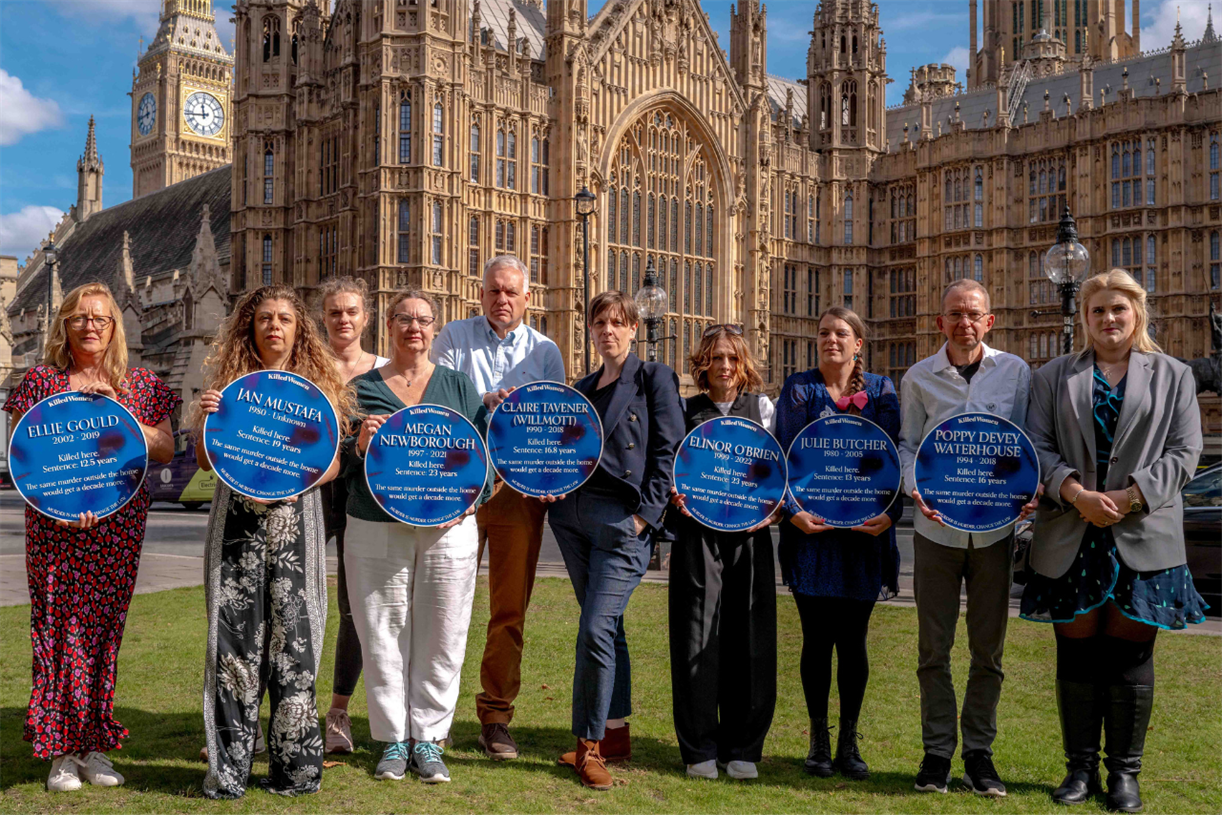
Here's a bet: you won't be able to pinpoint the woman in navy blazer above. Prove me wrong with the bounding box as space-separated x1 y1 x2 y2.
548 290 684 790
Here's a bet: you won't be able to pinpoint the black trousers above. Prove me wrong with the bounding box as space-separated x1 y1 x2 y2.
320 480 362 698
668 518 777 764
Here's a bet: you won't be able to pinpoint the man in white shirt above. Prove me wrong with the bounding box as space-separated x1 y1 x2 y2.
897 279 1035 798
431 255 565 761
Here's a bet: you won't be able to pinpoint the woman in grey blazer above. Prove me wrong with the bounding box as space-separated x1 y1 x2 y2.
1023 269 1206 813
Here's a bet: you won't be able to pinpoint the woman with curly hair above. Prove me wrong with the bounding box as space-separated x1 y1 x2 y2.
191 286 355 799
3 283 178 792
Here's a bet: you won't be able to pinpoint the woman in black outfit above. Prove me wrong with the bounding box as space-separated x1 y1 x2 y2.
669 325 779 781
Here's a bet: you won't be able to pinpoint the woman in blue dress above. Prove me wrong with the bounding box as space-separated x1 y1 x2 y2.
1023 269 1207 812
773 307 902 780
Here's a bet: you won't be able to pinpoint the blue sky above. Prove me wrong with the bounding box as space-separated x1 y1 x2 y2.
0 0 1212 265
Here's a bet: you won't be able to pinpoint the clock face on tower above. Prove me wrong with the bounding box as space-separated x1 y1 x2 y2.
137 93 156 136
183 91 225 137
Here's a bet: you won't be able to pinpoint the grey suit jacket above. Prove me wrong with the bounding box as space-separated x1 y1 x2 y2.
1026 350 1202 578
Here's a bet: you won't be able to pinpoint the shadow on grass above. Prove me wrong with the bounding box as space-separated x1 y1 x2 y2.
5 707 1058 800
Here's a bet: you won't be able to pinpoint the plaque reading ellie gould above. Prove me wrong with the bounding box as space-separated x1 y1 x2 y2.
914 412 1040 533
673 416 787 532
487 381 603 497
786 415 902 528
203 371 340 500
365 404 489 526
8 392 149 522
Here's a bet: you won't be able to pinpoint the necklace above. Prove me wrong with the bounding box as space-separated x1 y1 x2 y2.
1098 359 1128 381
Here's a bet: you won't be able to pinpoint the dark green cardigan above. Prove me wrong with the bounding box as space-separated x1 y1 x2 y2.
342 364 492 523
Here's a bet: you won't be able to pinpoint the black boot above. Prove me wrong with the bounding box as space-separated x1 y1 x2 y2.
1103 685 1154 813
832 719 869 779
1052 680 1103 805
804 718 833 777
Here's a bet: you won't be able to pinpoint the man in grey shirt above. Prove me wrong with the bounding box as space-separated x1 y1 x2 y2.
897 279 1037 797
431 255 565 762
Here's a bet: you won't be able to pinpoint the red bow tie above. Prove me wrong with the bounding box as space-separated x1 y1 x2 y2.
835 391 869 412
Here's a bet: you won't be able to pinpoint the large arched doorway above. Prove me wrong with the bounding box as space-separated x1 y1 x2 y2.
604 109 720 370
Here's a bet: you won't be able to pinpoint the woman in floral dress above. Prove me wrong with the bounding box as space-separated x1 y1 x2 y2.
190 286 355 799
3 283 179 792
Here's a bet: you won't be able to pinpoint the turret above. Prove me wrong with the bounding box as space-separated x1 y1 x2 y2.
76 116 104 222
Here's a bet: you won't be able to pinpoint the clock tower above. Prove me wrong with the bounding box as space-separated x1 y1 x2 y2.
130 0 233 198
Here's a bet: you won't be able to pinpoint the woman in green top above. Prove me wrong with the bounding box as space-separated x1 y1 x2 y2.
342 290 490 786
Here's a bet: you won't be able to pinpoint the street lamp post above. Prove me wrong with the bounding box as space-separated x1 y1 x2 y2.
574 186 597 375
633 258 673 362
1033 206 1091 355
43 240 58 341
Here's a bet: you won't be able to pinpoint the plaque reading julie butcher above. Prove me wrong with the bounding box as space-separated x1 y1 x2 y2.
203 371 340 501
487 381 603 497
914 412 1040 533
786 415 902 528
672 416 788 532
9 392 149 522
365 404 489 526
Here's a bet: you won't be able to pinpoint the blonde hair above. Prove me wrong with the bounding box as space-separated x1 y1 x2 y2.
1078 268 1162 356
818 307 869 416
315 275 372 318
689 327 764 393
188 285 357 432
44 282 129 390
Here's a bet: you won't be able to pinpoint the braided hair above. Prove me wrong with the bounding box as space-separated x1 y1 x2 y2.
818 306 868 416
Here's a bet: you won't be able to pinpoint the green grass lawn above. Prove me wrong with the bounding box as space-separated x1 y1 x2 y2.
1 576 1219 814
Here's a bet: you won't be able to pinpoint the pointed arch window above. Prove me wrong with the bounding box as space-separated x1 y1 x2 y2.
974 254 983 282
469 121 480 182
263 145 274 203
506 130 517 189
844 194 854 244
398 92 412 164
431 201 443 265
397 200 411 263
432 102 444 167
468 216 480 276
262 16 280 62
262 234 273 285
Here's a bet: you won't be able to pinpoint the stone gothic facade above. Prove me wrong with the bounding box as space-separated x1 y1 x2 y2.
4 0 1221 437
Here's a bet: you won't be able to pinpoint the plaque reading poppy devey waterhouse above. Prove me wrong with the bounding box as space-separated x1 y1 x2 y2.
786 415 902 528
672 416 788 532
9 392 148 522
487 381 603 497
202 370 340 501
365 404 489 526
914 412 1040 533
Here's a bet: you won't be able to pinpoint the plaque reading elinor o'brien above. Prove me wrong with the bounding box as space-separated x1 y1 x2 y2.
786 415 902 528
672 416 788 532
914 411 1041 533
8 392 149 522
487 381 603 497
365 404 490 526
202 371 341 501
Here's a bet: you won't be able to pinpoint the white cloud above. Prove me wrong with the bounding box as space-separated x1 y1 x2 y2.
0 206 65 262
1141 0 1212 50
942 46 971 73
0 71 64 147
41 0 160 34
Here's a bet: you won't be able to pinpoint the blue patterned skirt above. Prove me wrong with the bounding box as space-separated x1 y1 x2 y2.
1020 527 1209 630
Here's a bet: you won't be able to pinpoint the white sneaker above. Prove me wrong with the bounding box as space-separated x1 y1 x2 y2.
46 755 83 792
686 759 718 779
719 759 758 780
80 752 125 787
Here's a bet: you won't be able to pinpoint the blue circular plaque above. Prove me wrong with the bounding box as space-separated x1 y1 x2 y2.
365 404 489 526
8 392 149 522
915 412 1041 533
673 416 787 532
487 382 603 497
202 371 340 500
786 415 902 528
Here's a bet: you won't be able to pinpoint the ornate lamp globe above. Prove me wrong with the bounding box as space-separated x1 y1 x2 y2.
1044 207 1090 286
634 258 668 321
574 186 597 217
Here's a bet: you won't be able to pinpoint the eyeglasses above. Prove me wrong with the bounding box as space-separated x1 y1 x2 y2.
391 314 436 328
702 324 744 339
66 315 114 330
942 311 990 324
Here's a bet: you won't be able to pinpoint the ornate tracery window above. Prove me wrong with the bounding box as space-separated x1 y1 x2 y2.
606 110 719 366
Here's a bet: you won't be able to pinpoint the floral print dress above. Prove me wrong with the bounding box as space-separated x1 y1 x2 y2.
2 364 180 759
202 483 327 798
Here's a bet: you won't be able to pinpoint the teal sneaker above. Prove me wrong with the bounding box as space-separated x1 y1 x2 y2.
411 741 451 784
375 741 410 781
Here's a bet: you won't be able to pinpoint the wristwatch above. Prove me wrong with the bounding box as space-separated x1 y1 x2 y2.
1126 485 1143 514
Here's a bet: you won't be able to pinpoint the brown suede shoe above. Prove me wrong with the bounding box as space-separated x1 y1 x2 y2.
558 723 631 767
478 722 519 760
573 739 613 790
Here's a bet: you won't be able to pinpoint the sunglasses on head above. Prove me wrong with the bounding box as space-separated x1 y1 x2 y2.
702 324 744 339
